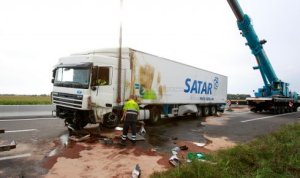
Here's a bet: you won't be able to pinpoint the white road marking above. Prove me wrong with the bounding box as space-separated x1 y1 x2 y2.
241 112 297 123
0 153 31 161
5 129 38 133
0 118 58 122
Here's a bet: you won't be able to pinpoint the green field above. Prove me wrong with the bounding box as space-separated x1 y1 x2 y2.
151 123 300 178
0 95 51 105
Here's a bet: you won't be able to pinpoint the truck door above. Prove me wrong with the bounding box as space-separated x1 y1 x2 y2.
91 66 114 108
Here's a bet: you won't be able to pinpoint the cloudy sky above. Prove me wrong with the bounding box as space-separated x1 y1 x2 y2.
0 0 299 95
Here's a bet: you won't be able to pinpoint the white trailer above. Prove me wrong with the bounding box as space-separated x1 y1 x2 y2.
51 48 227 129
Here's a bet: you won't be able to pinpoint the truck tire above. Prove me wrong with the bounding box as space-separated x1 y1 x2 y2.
210 106 217 115
149 107 161 124
195 106 202 119
103 112 120 128
203 106 210 116
67 113 88 130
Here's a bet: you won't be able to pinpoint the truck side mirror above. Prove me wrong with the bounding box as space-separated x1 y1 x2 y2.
51 78 55 83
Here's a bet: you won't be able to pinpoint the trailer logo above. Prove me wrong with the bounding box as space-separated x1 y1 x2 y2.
184 78 213 95
213 77 219 89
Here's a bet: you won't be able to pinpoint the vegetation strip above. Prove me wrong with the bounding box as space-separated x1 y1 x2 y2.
151 123 300 178
0 95 51 105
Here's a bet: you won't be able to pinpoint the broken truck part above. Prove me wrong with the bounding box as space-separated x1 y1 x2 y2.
51 48 227 130
0 129 17 152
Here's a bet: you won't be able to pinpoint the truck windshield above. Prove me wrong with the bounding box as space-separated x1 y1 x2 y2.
54 67 90 89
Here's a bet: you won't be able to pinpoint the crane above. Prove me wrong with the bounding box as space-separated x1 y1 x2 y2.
227 0 298 113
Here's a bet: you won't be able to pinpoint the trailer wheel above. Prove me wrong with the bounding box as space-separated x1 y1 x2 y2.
103 112 120 128
210 106 217 115
203 106 210 116
149 107 161 124
293 106 298 112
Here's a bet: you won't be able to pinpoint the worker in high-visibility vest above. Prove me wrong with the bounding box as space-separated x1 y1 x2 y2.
120 95 140 146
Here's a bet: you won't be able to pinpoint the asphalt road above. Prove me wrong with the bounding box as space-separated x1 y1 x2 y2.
0 108 299 177
205 109 300 143
0 117 66 177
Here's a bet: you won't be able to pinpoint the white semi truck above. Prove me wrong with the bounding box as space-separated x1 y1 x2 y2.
51 48 227 129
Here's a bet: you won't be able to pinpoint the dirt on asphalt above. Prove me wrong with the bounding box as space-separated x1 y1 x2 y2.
42 111 241 178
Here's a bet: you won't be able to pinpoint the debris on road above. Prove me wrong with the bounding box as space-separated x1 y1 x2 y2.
187 152 206 163
192 142 206 147
171 136 178 140
179 145 188 151
0 129 17 152
115 127 123 131
131 164 141 178
169 154 181 167
171 146 180 155
69 134 90 142
0 140 17 152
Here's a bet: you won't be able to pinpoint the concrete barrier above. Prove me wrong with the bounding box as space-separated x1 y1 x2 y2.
0 105 55 118
0 105 54 112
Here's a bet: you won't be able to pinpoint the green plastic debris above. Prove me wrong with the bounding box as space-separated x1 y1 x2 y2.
187 152 206 162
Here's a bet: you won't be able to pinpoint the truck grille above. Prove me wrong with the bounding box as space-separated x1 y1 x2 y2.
52 92 83 108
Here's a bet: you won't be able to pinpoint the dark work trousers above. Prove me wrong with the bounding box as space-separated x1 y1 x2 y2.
121 113 137 141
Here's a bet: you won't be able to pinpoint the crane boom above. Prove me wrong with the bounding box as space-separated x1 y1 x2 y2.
227 0 279 92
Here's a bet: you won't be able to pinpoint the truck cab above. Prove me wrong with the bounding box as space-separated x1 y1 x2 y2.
52 53 128 130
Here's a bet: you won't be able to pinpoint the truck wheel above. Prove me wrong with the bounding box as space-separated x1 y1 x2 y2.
203 106 210 116
149 107 161 124
195 107 202 119
210 106 217 115
68 113 88 130
103 112 120 128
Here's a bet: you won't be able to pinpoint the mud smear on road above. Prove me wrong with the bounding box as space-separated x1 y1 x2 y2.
42 133 86 170
42 116 232 177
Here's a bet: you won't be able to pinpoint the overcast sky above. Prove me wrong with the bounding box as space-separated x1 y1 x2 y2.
0 0 299 95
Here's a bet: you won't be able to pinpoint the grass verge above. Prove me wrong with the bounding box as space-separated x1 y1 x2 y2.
151 123 300 178
0 95 51 105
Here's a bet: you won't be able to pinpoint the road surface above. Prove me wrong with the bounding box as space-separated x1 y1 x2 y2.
0 116 66 177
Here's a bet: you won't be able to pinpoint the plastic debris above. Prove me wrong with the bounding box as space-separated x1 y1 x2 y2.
187 152 206 162
169 155 181 167
150 148 157 152
131 164 141 178
171 147 180 155
192 142 206 147
115 127 123 131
